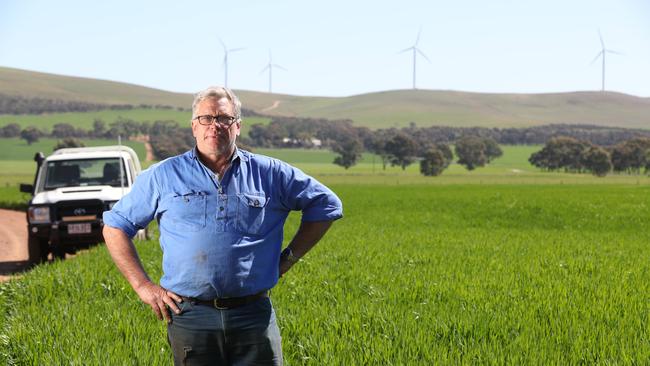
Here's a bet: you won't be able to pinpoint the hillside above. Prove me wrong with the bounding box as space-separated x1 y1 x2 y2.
0 67 191 108
2 66 650 129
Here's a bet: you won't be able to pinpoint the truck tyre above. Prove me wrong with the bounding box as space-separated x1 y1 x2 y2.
28 236 49 264
52 246 66 260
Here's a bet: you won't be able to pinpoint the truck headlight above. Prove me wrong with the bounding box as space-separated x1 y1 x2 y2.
28 206 50 224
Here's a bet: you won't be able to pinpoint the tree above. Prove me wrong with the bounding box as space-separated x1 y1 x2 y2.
455 136 487 170
20 127 43 145
51 123 76 138
54 138 86 151
529 136 591 172
581 146 612 177
435 143 453 167
385 133 418 170
149 125 194 160
420 147 447 176
482 138 503 162
366 132 391 170
610 138 650 173
332 137 363 170
92 118 106 138
0 123 21 137
105 117 142 139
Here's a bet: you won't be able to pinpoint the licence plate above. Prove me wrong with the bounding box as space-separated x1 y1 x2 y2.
68 223 91 234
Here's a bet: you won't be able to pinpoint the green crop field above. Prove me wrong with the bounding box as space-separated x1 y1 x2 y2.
1 184 649 364
0 110 270 138
2 142 650 363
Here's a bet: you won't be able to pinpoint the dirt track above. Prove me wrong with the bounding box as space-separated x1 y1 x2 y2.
0 209 29 282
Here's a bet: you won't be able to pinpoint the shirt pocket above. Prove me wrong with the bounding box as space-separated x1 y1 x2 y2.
168 191 207 232
235 193 268 236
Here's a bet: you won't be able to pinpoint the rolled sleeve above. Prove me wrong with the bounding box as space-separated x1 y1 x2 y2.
102 165 160 238
277 162 343 222
103 210 140 238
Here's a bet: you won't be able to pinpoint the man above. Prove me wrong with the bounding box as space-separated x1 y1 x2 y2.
102 86 343 365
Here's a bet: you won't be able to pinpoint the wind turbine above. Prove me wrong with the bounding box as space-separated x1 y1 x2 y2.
260 50 287 94
590 30 622 92
399 28 430 89
219 38 244 88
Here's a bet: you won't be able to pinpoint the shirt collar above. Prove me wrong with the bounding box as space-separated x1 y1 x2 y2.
189 146 249 162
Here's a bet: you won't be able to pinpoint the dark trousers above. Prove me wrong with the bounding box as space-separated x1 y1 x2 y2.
167 297 283 366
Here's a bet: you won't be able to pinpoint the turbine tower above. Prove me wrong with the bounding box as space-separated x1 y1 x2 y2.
260 50 287 94
399 28 430 89
219 38 244 88
591 30 622 92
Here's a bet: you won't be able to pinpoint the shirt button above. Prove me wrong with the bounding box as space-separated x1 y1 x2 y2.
219 206 224 211
254 199 260 207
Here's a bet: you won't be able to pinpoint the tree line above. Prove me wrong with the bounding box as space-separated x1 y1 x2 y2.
529 136 650 176
0 93 192 115
3 114 649 177
250 117 650 148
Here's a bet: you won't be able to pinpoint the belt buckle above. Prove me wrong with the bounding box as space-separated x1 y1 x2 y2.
213 298 228 310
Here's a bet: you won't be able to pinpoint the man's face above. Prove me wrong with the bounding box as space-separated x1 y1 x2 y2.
191 97 241 157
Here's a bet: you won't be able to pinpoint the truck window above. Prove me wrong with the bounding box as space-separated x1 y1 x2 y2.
44 158 128 190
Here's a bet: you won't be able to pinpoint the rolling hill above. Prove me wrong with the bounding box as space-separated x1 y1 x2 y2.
2 66 649 129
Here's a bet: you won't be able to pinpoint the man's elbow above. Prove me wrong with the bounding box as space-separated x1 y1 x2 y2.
103 224 127 243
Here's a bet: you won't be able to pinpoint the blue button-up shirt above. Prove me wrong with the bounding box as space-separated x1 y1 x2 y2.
103 147 343 299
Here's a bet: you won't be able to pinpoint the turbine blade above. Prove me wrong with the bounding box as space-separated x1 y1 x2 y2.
273 64 288 71
218 37 226 50
229 47 245 53
417 48 431 63
415 27 422 46
260 65 270 74
398 47 413 54
590 51 603 65
598 29 605 49
606 49 623 56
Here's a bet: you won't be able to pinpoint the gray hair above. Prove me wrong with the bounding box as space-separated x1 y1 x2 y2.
191 86 242 121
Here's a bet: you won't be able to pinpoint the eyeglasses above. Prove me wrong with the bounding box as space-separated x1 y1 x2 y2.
194 114 238 127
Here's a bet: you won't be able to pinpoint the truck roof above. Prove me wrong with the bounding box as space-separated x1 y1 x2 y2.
48 145 142 172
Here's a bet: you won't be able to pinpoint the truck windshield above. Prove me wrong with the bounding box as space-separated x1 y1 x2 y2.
44 158 127 190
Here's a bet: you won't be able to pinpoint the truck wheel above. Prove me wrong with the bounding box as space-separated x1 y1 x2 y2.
52 247 66 260
28 236 49 264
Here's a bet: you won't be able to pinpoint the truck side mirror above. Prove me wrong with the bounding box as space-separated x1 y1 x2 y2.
20 183 34 194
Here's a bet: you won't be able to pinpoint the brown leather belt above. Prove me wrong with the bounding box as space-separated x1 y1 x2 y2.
182 291 268 310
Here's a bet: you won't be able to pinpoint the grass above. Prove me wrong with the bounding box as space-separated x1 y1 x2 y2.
2 145 649 192
0 187 29 211
1 184 649 364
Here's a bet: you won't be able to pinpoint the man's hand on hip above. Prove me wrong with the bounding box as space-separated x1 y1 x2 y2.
135 281 183 323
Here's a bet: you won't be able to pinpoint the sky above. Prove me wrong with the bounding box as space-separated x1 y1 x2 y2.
1 0 649 97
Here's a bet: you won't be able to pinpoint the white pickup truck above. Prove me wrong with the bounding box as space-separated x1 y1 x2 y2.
20 145 144 262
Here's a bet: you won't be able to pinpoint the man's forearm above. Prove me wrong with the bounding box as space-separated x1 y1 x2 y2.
286 220 333 257
103 225 182 322
279 220 334 276
102 225 152 291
